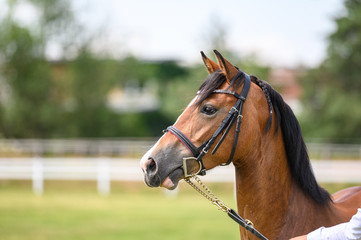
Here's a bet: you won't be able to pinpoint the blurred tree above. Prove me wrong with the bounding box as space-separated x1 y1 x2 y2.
161 64 206 120
0 0 69 137
0 0 271 138
155 60 188 84
300 0 361 142
67 49 113 137
0 0 108 138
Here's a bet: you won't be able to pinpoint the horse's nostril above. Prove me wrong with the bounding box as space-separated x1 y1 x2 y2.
147 158 157 174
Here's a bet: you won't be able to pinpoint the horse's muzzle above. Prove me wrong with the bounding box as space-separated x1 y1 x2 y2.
143 157 162 187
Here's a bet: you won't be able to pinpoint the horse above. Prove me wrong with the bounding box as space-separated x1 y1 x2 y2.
140 50 361 240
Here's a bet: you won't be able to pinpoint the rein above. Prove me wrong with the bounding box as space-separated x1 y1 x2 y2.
163 69 269 240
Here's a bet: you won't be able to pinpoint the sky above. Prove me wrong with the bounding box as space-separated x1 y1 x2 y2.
1 0 345 67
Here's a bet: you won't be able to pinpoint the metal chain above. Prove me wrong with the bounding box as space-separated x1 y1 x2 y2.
184 175 230 212
185 175 268 240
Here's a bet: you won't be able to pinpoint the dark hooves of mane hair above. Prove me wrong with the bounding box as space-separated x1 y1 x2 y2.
197 71 331 205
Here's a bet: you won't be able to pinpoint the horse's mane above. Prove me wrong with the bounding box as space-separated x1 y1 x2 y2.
197 71 331 205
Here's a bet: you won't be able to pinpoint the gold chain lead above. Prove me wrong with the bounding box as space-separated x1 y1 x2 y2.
184 175 230 212
185 175 258 233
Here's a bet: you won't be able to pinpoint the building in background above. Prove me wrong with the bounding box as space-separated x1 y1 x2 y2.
269 68 303 115
107 81 159 113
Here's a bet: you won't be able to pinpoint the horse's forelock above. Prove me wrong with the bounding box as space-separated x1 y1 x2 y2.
195 70 248 107
195 71 226 106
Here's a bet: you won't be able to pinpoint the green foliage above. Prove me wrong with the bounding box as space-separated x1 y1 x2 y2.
0 1 166 138
0 15 60 137
0 0 273 138
67 50 113 137
327 0 361 92
300 0 361 143
161 64 207 120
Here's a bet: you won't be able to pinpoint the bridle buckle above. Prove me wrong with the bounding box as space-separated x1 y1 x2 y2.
202 148 208 154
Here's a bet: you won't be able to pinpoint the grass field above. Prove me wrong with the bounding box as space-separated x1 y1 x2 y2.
0 180 239 240
0 181 359 240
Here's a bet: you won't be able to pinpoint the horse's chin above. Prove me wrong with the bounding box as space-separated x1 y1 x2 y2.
161 168 184 190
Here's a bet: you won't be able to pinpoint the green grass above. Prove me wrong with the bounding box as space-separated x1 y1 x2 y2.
0 181 359 240
0 181 239 240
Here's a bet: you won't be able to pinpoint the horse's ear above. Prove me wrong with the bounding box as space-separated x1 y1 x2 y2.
201 51 219 74
214 50 238 83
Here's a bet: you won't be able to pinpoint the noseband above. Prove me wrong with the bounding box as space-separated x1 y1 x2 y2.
163 70 251 177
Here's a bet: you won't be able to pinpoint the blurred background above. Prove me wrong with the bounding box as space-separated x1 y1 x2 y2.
0 0 361 239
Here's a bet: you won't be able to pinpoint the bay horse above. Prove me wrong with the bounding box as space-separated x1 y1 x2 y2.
140 50 361 240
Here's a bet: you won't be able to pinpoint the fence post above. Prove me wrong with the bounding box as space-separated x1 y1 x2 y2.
97 157 110 196
32 157 43 195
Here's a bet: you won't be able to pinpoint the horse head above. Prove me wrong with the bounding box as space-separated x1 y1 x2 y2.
140 50 271 190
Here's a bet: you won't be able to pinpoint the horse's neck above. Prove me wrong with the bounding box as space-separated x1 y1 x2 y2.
234 133 335 240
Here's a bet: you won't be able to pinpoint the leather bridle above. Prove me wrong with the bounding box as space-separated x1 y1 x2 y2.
162 69 269 240
163 70 251 177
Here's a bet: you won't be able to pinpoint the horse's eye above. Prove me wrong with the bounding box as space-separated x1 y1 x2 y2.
200 105 218 116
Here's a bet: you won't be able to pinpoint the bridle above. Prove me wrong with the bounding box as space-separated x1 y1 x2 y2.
162 69 269 240
163 70 251 177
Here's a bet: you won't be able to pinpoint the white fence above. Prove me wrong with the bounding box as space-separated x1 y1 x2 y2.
1 139 361 159
0 157 360 195
0 139 155 156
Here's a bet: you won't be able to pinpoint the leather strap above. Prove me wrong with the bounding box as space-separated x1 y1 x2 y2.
165 126 199 157
213 89 242 99
223 73 251 165
227 209 268 240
